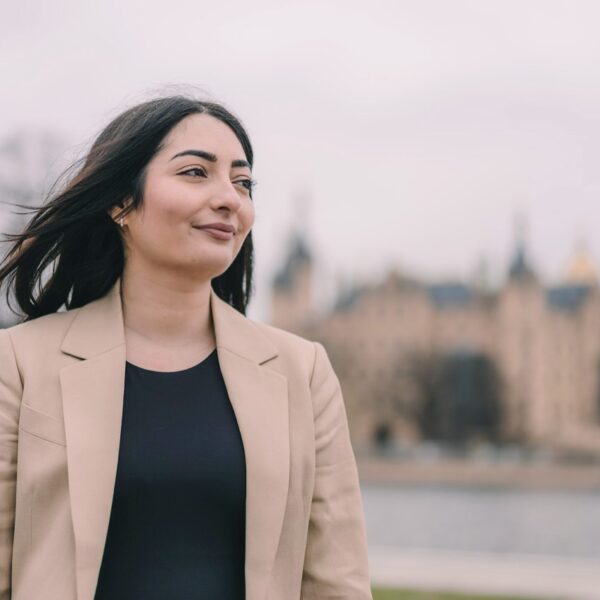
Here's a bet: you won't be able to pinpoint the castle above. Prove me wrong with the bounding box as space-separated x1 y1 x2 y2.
270 229 600 458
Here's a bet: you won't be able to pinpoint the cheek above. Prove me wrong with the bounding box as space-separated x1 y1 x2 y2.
241 202 256 229
233 205 255 250
142 182 191 225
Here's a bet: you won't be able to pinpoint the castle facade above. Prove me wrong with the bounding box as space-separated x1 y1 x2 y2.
271 232 600 457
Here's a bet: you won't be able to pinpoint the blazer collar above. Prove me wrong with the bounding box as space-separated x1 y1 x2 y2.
60 277 278 365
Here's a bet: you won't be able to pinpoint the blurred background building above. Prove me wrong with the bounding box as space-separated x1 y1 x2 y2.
271 222 600 460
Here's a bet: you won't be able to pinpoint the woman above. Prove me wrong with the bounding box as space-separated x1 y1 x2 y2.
0 96 372 599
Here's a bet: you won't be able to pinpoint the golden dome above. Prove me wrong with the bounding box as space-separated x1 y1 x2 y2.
564 244 598 285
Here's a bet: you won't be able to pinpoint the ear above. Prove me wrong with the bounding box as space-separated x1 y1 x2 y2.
108 206 120 222
108 198 132 224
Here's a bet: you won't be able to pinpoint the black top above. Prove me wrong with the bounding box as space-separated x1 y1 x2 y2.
94 348 247 600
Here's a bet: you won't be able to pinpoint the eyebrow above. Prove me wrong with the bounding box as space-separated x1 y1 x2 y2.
169 149 250 169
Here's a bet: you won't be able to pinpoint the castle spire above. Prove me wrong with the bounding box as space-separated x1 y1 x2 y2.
508 213 536 283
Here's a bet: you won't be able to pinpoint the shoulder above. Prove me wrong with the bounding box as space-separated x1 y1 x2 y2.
247 319 332 385
2 308 80 361
252 320 316 356
4 307 80 339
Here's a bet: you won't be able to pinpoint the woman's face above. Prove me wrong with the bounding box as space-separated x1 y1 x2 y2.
117 113 255 281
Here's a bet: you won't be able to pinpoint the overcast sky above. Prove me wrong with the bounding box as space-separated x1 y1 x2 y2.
2 0 600 320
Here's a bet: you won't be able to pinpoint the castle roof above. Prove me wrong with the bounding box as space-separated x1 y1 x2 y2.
546 284 593 311
427 282 473 308
333 286 367 312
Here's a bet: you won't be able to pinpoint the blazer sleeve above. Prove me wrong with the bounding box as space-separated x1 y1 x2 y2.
0 329 21 600
301 341 373 599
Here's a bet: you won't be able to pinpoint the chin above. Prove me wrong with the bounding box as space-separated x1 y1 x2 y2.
191 257 234 277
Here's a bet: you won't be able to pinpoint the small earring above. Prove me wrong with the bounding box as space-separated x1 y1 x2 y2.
119 216 124 227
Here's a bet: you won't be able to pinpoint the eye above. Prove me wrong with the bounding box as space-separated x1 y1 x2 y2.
179 167 207 178
235 178 257 192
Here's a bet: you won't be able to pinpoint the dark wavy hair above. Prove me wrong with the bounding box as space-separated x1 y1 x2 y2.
0 95 255 321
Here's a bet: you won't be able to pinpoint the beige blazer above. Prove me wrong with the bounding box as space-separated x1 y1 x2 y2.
0 278 372 600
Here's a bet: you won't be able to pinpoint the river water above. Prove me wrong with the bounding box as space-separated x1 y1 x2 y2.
362 483 600 558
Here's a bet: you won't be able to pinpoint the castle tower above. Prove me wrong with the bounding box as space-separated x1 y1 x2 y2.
547 240 600 452
496 215 543 442
270 230 314 332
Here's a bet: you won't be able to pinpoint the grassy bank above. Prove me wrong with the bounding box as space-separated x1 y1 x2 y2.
372 588 549 600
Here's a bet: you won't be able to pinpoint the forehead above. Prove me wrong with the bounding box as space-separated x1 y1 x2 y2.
160 113 246 160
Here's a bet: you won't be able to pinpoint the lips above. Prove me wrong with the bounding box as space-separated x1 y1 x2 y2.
193 223 235 233
193 226 234 241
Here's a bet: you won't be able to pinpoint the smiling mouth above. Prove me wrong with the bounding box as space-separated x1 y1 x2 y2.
193 226 234 240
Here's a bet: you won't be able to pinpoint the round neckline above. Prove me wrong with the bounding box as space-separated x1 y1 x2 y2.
126 348 217 375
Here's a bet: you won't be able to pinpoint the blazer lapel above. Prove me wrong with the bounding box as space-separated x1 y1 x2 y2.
59 278 290 600
59 280 127 600
210 289 290 600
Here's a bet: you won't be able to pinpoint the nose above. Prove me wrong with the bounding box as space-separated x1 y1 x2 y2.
211 178 242 212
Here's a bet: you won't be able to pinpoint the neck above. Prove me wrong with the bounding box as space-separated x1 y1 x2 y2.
119 264 215 348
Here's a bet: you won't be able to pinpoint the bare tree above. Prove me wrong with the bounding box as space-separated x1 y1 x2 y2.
0 130 67 326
